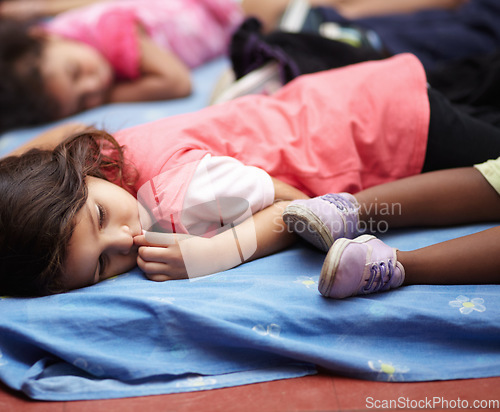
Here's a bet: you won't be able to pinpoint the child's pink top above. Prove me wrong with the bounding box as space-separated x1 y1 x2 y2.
114 55 430 232
44 0 243 79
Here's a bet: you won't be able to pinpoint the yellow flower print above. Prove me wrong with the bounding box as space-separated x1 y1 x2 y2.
293 276 317 289
449 295 486 315
368 360 409 381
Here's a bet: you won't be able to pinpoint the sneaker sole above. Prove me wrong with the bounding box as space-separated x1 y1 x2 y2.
210 62 281 105
318 234 375 297
282 204 333 252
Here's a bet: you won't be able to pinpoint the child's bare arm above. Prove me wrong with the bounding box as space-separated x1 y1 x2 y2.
135 200 296 280
272 177 310 201
6 122 88 156
134 178 308 281
0 0 101 20
109 27 192 103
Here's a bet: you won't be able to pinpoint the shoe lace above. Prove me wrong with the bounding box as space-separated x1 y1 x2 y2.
321 193 357 213
363 259 395 293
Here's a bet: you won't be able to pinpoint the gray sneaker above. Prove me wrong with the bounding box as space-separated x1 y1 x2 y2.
283 193 361 252
319 235 405 299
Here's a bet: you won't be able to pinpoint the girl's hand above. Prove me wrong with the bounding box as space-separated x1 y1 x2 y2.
134 232 243 281
134 234 189 281
134 199 299 283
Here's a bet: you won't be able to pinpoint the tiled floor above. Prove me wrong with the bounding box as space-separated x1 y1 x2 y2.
1 373 499 411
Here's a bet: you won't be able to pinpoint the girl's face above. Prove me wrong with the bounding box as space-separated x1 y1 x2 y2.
61 176 142 291
40 35 114 117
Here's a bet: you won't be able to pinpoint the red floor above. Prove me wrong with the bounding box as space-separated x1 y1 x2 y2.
1 372 499 412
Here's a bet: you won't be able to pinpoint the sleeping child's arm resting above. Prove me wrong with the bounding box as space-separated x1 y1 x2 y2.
109 26 191 102
6 122 89 156
134 177 308 281
271 177 309 201
134 200 298 281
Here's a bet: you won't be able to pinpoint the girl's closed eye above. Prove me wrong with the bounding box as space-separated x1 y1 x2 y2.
96 203 107 229
95 203 107 281
70 62 81 81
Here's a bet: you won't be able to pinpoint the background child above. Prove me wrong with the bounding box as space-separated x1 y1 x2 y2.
240 0 466 33
2 55 500 297
0 0 243 132
0 0 102 21
283 158 500 298
217 0 500 105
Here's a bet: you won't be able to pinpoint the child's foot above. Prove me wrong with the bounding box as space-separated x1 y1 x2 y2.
282 193 360 252
319 235 405 299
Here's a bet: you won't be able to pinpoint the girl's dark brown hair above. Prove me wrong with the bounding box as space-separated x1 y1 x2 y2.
0 19 59 133
0 129 133 296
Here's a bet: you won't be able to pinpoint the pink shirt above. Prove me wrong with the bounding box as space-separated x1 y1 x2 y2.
45 0 243 79
114 54 430 232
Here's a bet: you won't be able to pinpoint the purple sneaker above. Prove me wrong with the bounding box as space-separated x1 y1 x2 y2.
319 235 405 299
283 193 361 252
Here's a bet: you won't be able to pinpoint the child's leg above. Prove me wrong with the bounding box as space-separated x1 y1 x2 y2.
356 166 500 228
319 226 500 299
400 226 500 285
241 0 347 32
284 164 500 251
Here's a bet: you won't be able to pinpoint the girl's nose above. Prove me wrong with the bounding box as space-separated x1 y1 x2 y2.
81 72 101 92
108 225 134 254
80 76 105 108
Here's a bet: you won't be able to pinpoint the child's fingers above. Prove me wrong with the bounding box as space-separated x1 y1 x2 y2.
134 232 192 247
137 246 188 280
133 234 172 247
137 255 187 281
147 273 172 282
138 245 173 263
133 234 148 245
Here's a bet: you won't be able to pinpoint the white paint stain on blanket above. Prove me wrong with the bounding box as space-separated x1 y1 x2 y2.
252 324 281 338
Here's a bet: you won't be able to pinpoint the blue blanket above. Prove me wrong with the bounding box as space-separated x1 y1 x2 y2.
1 58 499 401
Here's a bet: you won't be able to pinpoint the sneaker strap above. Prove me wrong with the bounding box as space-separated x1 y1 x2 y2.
362 251 403 294
320 193 360 236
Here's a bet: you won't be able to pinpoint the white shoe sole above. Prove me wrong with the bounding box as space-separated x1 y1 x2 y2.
210 61 282 105
318 234 375 297
283 204 333 252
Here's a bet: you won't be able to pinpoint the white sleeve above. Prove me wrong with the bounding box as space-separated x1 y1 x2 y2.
181 154 275 236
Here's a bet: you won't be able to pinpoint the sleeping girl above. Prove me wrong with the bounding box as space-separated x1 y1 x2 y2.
1 54 499 297
0 0 243 132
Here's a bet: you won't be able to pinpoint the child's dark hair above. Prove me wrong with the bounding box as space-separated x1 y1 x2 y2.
0 19 59 133
0 130 131 296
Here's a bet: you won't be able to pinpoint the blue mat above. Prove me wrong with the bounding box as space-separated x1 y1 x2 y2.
1 58 499 401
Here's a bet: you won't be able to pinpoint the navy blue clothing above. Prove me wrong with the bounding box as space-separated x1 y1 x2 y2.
318 0 500 70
